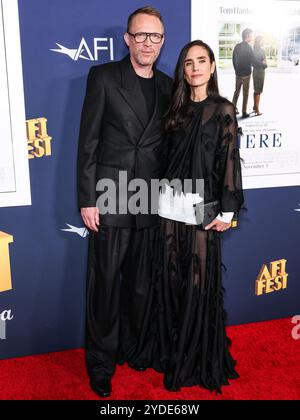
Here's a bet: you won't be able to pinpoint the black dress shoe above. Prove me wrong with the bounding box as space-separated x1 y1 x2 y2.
242 112 250 118
163 381 181 392
90 378 111 398
128 362 147 372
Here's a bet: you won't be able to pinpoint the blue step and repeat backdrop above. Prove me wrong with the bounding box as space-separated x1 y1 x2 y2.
0 0 299 359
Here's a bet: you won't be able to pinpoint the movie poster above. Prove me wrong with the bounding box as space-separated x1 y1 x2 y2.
192 0 300 189
0 0 31 207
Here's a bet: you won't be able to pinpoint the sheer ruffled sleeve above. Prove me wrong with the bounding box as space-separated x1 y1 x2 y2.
218 101 244 215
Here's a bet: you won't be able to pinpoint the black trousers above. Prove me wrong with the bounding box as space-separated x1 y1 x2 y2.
85 224 157 381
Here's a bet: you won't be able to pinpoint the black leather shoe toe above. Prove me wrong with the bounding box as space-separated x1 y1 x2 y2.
90 378 111 398
164 383 181 392
128 362 147 372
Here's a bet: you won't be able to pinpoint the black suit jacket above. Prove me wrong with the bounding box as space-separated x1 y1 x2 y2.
77 55 172 228
232 41 254 77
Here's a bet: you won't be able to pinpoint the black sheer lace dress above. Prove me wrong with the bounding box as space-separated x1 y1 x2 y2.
131 96 244 394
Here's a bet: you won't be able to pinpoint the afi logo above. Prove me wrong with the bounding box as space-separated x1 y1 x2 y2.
61 224 89 238
50 37 114 61
294 204 300 212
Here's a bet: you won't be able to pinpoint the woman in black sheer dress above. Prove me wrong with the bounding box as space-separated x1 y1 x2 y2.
153 40 244 394
131 40 244 394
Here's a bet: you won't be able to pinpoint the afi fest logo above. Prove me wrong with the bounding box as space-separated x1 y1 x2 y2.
255 259 288 296
0 231 13 293
26 118 52 159
50 37 114 61
0 231 14 340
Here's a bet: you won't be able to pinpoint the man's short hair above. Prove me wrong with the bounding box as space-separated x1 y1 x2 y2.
242 28 253 41
127 6 164 33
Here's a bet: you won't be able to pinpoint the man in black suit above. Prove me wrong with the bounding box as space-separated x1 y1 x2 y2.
77 6 172 398
232 28 254 118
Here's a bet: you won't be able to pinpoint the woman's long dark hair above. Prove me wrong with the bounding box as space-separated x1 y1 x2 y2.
165 40 219 131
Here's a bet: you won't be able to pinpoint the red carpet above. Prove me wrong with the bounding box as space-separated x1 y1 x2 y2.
0 318 299 400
